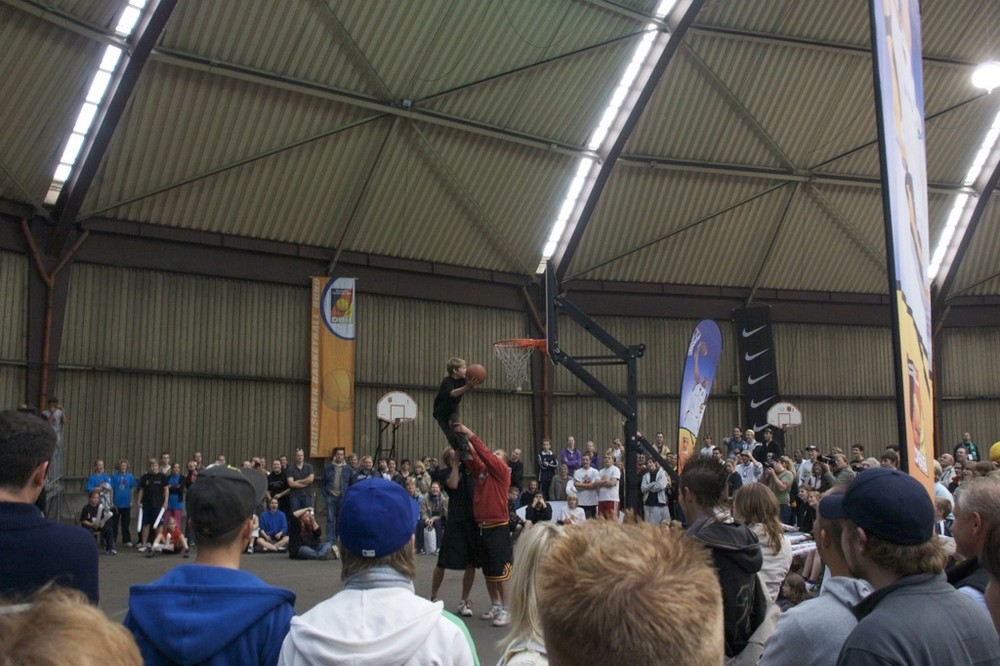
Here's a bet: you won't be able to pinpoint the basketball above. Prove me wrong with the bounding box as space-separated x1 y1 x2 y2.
322 368 355 411
467 363 487 384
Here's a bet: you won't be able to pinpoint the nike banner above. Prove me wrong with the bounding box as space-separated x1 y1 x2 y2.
677 320 723 471
733 306 783 452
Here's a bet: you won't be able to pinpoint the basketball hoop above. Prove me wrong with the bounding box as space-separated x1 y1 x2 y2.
493 338 547 391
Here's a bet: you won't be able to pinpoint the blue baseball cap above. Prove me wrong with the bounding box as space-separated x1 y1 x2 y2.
819 467 934 545
340 478 420 558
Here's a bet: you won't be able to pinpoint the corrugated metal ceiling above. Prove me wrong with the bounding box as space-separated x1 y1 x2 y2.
0 0 997 299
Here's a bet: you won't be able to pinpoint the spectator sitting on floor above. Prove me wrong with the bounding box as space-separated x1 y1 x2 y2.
147 516 189 558
288 507 334 560
523 491 552 528
257 498 289 552
555 494 585 526
80 488 116 556
777 573 810 612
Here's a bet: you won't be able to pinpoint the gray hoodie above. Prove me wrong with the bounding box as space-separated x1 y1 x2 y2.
758 576 873 666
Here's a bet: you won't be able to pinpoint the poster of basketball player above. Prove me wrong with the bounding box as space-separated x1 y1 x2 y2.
870 0 934 491
677 320 722 471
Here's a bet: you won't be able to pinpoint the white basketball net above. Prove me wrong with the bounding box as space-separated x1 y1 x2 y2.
493 339 545 391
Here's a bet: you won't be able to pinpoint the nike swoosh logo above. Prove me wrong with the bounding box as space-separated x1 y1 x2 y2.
752 423 769 432
747 373 772 385
745 349 769 361
750 396 775 409
742 325 766 338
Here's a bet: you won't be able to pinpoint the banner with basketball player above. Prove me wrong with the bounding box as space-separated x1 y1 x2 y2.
310 277 356 459
677 320 722 470
870 0 934 492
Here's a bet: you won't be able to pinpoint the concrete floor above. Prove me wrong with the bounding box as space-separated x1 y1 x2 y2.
99 544 505 665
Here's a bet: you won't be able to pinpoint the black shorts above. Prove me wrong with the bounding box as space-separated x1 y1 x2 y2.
141 507 160 527
476 522 512 581
437 517 477 570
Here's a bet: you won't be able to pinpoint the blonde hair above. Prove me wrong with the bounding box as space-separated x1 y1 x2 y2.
446 357 466 373
497 523 566 657
538 521 723 665
732 483 784 553
0 586 141 665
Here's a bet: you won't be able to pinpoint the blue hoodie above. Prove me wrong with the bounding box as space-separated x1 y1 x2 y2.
124 564 296 666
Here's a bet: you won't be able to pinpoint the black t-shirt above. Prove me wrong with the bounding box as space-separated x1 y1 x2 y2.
433 376 466 421
433 464 473 522
139 472 167 509
80 503 99 528
267 472 289 499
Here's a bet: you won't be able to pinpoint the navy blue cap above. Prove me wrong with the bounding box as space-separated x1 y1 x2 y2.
340 478 420 558
819 468 934 545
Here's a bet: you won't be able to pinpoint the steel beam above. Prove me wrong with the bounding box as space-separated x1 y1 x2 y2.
552 0 706 283
46 0 178 256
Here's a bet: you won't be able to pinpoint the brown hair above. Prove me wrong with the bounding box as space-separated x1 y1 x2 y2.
845 523 948 576
340 540 416 581
732 482 784 553
538 521 723 665
782 573 809 606
0 586 141 664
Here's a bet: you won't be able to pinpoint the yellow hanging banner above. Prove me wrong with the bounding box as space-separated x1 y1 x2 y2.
310 277 356 458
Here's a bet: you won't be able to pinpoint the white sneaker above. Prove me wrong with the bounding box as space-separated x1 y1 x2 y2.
480 605 500 620
457 600 473 617
137 544 147 553
492 609 511 627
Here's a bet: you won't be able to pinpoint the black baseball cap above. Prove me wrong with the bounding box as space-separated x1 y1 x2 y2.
187 466 267 538
819 468 934 545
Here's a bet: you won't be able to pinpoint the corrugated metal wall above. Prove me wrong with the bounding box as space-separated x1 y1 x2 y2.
52 264 535 477
938 327 1000 447
3 258 997 480
0 250 27 409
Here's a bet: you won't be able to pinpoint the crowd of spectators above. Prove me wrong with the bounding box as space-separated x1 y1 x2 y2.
7 406 1000 665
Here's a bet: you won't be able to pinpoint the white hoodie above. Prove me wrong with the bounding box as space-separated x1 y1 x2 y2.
278 568 478 666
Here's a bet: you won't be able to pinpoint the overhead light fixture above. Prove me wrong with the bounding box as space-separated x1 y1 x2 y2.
972 61 1000 93
45 0 144 207
536 2 678 273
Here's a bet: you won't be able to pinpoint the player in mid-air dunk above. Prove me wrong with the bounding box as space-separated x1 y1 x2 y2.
433 357 481 459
